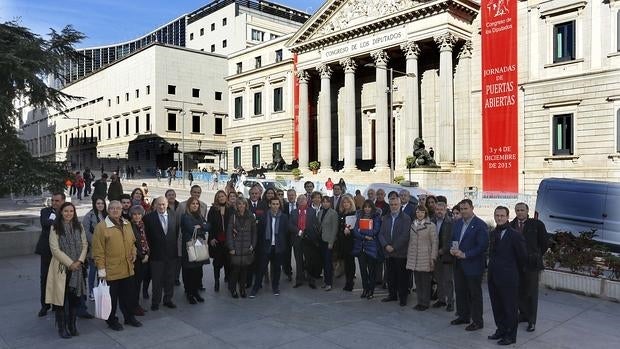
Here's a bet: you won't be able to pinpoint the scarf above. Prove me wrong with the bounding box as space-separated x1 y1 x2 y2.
297 206 307 231
57 223 86 297
135 220 149 255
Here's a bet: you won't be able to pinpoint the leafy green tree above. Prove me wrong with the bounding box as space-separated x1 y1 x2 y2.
0 21 85 196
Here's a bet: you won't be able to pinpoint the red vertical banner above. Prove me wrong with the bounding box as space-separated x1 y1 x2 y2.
481 0 518 192
293 53 300 160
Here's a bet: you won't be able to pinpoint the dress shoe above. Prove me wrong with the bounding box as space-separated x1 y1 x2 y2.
134 306 145 316
432 301 447 308
287 274 293 282
163 301 177 309
199 286 206 291
308 282 317 289
399 301 407 307
413 304 428 311
78 312 94 319
194 293 205 302
142 291 150 299
465 323 483 331
124 317 143 327
382 296 397 303
239 289 247 298
175 280 181 286
107 321 124 331
446 303 454 312
343 283 353 292
150 304 159 311
231 290 239 299
214 280 220 292
293 283 302 288
526 323 536 332
488 332 503 340
497 338 516 346
361 290 368 298
38 306 50 317
367 290 374 299
273 289 280 296
187 294 197 304
324 285 332 291
451 318 469 325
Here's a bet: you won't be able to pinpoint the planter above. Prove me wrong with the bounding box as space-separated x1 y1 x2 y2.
542 269 604 297
311 170 318 175
603 279 620 302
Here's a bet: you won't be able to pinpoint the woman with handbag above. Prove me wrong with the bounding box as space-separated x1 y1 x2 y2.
207 190 232 292
226 198 257 298
352 200 383 299
180 197 210 304
46 202 88 338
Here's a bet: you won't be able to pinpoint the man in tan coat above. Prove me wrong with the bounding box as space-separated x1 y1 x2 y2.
93 200 142 331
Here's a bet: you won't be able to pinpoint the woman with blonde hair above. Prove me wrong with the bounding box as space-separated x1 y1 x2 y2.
180 197 210 304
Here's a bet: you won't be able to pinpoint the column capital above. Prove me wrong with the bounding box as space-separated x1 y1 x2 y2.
370 49 389 66
296 70 310 83
339 57 357 73
434 32 458 52
317 64 333 79
400 41 420 59
457 40 473 59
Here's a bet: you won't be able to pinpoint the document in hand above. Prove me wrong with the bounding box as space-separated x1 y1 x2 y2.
359 218 373 230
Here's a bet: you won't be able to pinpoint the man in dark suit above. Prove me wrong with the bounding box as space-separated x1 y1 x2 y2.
281 189 298 281
510 202 548 332
302 191 324 289
378 197 412 306
330 184 344 212
432 201 455 311
246 186 267 289
488 206 527 346
35 192 65 317
143 196 179 310
250 197 290 297
450 199 489 331
398 189 416 220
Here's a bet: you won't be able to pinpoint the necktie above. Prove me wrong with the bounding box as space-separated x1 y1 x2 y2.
518 221 524 232
160 214 167 235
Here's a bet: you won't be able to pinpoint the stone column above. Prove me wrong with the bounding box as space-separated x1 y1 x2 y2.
297 70 310 171
339 57 358 171
456 41 473 165
317 64 333 170
370 49 389 170
399 41 420 168
434 32 457 166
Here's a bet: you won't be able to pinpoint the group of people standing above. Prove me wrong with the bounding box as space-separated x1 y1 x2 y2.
35 177 548 346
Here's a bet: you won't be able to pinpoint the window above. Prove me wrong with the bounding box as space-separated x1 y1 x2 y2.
135 116 139 133
618 11 620 52
200 28 204 36
190 33 194 40
270 33 279 40
97 125 101 140
617 109 620 152
215 91 222 100
254 92 262 115
116 121 120 137
233 146 241 168
211 23 215 31
125 93 129 101
107 123 111 139
255 56 262 68
222 39 227 48
251 29 265 41
275 49 283 62
553 21 575 63
146 113 150 131
168 113 177 131
192 114 200 133
146 85 150 95
215 117 223 135
273 87 283 112
135 89 139 98
252 145 260 168
234 96 243 119
552 114 573 155
222 18 227 26
168 85 176 95
273 142 281 156
236 62 242 74
125 119 129 136
116 96 119 104
210 44 215 53
192 88 200 98
107 99 111 107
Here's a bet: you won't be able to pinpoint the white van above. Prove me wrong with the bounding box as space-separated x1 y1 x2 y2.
535 178 620 251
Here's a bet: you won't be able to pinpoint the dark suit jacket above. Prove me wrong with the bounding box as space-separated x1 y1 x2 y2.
143 208 179 261
510 217 548 271
488 226 527 288
435 216 455 263
378 211 412 259
35 207 56 256
451 215 489 276
259 211 290 254
330 195 343 212
304 206 322 244
401 202 416 221
283 202 298 216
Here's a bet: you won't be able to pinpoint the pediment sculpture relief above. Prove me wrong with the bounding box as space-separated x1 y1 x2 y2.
315 0 420 38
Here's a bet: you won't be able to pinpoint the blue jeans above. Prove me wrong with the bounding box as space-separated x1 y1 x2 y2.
357 252 378 292
320 241 333 286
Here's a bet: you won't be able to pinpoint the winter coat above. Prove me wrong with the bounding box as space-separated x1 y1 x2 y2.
107 181 123 202
92 217 137 281
319 208 339 248
180 213 210 268
352 211 382 259
82 209 105 258
45 225 88 306
406 219 438 272
226 211 257 266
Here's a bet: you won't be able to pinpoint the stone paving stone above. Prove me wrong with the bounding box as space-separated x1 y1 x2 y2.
533 322 620 349
317 320 418 349
148 333 232 349
103 316 202 349
210 318 309 348
271 335 346 349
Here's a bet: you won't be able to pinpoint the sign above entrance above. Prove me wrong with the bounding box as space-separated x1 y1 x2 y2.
320 28 407 62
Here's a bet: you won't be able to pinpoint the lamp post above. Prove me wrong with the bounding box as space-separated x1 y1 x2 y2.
162 98 203 188
64 116 94 171
364 63 415 183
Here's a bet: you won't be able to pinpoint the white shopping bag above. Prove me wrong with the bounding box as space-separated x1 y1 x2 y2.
93 279 111 320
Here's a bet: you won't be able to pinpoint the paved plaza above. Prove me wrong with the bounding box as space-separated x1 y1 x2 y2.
1 180 620 348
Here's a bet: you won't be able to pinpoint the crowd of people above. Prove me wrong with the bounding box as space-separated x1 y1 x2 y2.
35 177 547 346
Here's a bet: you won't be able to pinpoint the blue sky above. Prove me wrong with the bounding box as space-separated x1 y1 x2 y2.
1 0 324 48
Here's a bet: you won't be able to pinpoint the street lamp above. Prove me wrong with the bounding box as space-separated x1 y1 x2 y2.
64 116 95 171
162 98 203 188
364 63 415 183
